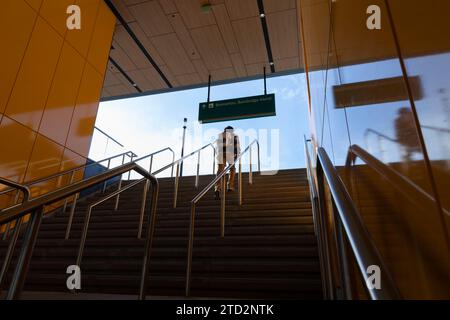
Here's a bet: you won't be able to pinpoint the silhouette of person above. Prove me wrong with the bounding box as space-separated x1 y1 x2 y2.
394 107 421 161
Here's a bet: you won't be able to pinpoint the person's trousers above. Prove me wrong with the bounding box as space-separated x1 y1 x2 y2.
215 159 236 192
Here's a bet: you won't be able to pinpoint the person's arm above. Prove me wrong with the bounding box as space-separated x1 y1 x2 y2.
235 135 241 157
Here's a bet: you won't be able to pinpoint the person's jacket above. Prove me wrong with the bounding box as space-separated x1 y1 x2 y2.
216 131 240 163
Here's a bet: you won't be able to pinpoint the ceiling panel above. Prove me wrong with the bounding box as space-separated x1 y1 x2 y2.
263 0 296 13
190 25 232 70
114 25 152 69
230 53 247 77
232 17 267 64
212 4 240 54
151 33 196 75
102 0 303 100
267 10 299 60
128 1 173 37
174 0 216 29
225 0 259 20
168 13 202 60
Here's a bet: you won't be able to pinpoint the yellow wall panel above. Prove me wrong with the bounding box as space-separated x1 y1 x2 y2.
39 43 85 145
66 64 103 156
0 117 36 182
66 0 101 57
87 1 116 76
5 17 63 131
0 0 115 216
25 134 64 197
40 0 74 37
0 0 37 114
24 0 43 11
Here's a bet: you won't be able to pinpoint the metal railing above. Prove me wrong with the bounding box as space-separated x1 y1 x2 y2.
64 147 175 240
185 139 260 296
0 151 138 210
304 137 401 299
74 142 219 287
0 162 159 300
173 143 216 208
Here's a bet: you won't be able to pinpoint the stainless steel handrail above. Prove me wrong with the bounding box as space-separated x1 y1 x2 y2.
304 138 401 299
0 151 138 202
73 143 218 295
0 161 158 300
64 147 175 240
303 137 332 299
0 179 31 240
173 143 216 208
185 139 260 296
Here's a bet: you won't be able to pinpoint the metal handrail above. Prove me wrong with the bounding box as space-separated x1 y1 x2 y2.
303 137 331 299
346 144 441 215
64 147 175 240
304 138 401 299
173 143 216 208
185 139 260 296
0 162 159 300
74 142 218 271
0 151 138 202
0 178 31 202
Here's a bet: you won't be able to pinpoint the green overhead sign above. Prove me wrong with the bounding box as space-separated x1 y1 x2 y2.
198 94 276 124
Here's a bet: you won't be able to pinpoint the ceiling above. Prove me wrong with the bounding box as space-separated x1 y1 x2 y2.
101 0 304 101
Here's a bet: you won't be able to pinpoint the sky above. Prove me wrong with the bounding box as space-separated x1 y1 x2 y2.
90 73 310 178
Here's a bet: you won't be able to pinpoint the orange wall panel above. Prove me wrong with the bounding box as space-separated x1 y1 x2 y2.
66 64 104 156
0 117 36 182
5 17 64 132
66 0 101 57
39 43 85 145
0 0 115 208
88 1 116 76
0 0 37 114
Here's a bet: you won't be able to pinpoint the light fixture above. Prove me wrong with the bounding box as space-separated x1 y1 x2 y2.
260 13 265 18
201 3 212 13
269 62 274 66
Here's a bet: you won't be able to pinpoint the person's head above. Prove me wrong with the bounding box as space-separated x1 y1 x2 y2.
224 126 234 133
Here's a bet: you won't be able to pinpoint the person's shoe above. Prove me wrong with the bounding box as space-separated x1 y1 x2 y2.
214 190 220 200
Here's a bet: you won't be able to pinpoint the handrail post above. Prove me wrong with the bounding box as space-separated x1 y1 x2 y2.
114 154 126 211
249 147 253 185
171 151 175 178
256 141 261 172
149 155 153 173
65 192 78 240
102 159 112 193
63 171 76 213
139 177 159 300
6 206 44 300
173 164 180 208
0 217 24 293
238 158 243 206
128 154 135 180
195 151 200 189
185 202 196 297
220 177 226 237
1 191 18 240
138 179 150 239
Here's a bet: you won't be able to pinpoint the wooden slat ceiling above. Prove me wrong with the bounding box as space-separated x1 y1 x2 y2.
102 0 303 100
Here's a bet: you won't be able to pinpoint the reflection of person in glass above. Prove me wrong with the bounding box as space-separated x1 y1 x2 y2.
394 107 421 161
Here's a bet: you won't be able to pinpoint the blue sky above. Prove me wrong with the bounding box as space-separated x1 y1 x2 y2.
90 73 310 177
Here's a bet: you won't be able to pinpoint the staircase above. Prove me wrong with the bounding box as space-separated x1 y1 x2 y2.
0 169 322 299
